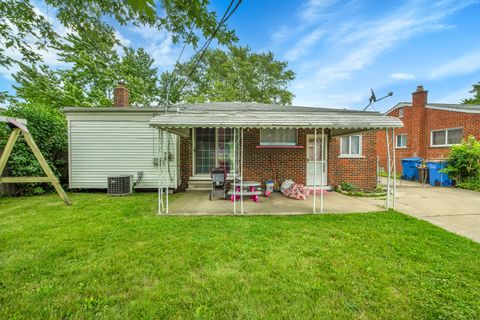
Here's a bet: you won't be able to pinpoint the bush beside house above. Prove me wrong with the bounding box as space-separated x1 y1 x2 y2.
443 136 480 191
0 103 67 195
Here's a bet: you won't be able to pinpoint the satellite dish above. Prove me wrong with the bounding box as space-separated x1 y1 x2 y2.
363 89 393 111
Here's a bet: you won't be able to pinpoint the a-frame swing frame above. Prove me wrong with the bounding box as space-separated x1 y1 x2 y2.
0 117 71 205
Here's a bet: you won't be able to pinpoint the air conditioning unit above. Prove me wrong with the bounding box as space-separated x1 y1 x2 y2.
107 175 133 196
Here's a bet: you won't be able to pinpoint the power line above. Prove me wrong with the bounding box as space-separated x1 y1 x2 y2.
174 0 242 102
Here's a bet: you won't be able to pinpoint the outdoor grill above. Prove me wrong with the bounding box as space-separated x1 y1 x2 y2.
210 167 227 200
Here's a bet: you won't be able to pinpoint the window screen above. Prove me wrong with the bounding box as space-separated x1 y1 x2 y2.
396 134 407 148
340 135 362 156
260 129 297 146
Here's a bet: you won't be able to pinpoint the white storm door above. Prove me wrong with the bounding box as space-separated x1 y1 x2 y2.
306 134 327 186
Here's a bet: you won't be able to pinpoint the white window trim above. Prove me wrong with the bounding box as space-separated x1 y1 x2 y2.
339 134 363 158
430 127 463 147
398 107 404 118
259 128 297 146
396 134 407 149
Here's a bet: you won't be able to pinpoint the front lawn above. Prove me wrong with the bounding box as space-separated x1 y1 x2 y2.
0 193 479 319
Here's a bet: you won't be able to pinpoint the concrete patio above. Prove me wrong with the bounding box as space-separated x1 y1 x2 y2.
168 190 382 215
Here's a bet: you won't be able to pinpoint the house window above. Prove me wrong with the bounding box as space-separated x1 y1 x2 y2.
398 107 404 118
396 134 407 148
260 128 297 146
340 135 362 157
431 128 463 147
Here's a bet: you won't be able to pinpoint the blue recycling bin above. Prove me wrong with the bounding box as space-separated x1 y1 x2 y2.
401 157 423 181
426 161 453 186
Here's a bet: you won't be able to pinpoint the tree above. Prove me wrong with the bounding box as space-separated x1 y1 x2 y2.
12 29 161 108
0 0 237 69
462 82 480 104
161 46 296 105
117 47 160 106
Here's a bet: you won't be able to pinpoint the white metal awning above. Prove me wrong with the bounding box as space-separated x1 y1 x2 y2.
149 110 403 137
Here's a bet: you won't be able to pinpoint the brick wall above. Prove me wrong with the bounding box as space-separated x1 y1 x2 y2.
377 86 480 173
329 131 377 190
178 128 378 192
177 132 192 191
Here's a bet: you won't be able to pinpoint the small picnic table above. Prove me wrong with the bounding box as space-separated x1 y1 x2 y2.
227 181 262 202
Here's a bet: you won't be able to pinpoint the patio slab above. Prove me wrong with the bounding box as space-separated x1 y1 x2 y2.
168 191 383 215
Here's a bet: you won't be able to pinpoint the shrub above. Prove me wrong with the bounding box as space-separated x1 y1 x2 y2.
456 176 480 192
0 103 67 195
340 182 358 192
442 136 480 181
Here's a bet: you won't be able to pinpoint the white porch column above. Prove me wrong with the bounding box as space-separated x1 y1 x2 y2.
320 128 325 213
385 128 391 209
233 128 236 214
165 131 169 214
392 128 396 210
313 128 317 214
240 128 244 215
157 129 164 214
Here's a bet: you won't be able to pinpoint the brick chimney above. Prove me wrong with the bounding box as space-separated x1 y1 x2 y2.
411 85 428 158
113 80 129 107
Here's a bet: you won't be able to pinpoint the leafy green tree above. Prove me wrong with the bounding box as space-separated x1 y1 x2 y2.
12 29 161 108
462 82 480 104
0 0 237 69
161 46 296 105
117 47 160 106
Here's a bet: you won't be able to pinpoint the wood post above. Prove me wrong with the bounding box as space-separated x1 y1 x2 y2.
0 128 71 205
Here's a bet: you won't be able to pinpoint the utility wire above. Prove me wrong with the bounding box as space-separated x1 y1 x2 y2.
154 0 241 116
174 0 242 102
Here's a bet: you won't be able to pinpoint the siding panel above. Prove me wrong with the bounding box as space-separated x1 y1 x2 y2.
70 121 177 189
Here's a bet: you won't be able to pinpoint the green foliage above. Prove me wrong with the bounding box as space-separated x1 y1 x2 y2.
0 0 237 69
161 46 296 104
340 181 358 191
456 176 480 192
1 193 480 318
12 31 161 108
442 136 480 181
0 103 67 194
462 82 480 104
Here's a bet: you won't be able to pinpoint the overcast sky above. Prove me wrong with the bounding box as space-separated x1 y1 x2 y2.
1 0 480 111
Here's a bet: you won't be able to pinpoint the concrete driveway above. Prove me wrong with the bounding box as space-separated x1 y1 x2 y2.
365 179 480 242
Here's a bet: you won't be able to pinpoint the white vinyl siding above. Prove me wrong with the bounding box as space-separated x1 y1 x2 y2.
69 121 178 189
396 134 407 148
431 128 463 147
339 134 362 157
260 128 297 146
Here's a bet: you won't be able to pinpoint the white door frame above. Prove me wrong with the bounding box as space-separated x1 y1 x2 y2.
192 128 235 177
306 133 328 186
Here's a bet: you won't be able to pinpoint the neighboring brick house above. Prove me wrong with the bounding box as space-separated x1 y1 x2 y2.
377 85 480 172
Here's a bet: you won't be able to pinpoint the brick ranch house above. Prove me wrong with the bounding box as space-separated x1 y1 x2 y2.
64 83 402 197
377 85 480 173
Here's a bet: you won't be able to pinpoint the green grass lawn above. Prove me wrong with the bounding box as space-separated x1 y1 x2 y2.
0 193 479 319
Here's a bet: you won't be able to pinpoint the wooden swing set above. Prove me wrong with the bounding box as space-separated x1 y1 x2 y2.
0 116 71 205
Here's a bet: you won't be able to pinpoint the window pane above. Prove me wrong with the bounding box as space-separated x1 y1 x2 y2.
447 129 463 145
432 131 446 145
351 135 360 154
341 137 349 154
260 128 296 145
397 135 406 147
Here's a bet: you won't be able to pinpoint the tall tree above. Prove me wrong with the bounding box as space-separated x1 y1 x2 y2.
0 0 237 69
117 47 160 106
463 82 480 104
12 29 161 108
161 46 296 105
